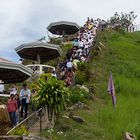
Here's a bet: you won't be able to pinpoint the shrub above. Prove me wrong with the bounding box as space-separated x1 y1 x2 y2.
45 59 58 67
75 70 87 85
75 62 93 85
118 28 126 35
10 125 29 136
49 37 62 45
93 49 99 56
33 74 71 127
33 76 71 111
69 87 89 103
77 62 88 71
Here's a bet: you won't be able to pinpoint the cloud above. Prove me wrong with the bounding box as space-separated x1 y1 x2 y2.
0 0 43 62
0 0 139 62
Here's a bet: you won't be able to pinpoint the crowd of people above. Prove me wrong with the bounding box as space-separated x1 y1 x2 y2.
5 83 31 126
0 18 101 126
56 18 101 86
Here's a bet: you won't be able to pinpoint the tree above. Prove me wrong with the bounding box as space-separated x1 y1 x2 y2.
110 12 120 25
109 11 137 30
33 74 71 128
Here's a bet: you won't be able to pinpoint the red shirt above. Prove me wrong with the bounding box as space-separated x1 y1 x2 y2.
7 99 18 112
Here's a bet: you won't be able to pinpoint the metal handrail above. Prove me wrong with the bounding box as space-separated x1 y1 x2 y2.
6 108 42 135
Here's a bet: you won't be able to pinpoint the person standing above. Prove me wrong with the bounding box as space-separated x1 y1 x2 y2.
20 83 30 119
0 80 4 94
15 94 21 124
66 60 73 70
19 59 23 64
9 84 18 95
7 94 18 126
52 70 57 78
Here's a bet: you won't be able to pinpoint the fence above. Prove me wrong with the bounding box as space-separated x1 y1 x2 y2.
6 108 43 135
127 24 140 32
133 24 140 32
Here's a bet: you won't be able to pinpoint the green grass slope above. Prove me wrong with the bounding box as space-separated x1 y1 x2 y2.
91 30 140 140
41 30 140 140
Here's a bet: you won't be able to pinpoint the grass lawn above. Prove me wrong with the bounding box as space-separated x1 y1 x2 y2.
41 30 140 140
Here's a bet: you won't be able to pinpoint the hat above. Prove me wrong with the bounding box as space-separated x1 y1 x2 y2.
0 80 4 84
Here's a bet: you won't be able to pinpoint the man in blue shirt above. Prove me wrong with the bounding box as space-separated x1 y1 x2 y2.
20 83 30 118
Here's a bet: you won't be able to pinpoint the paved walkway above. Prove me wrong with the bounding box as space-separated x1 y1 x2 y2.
29 113 48 136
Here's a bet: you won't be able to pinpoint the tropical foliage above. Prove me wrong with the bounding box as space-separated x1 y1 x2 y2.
33 74 71 127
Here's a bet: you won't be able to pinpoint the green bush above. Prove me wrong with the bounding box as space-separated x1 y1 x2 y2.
118 28 126 35
77 62 88 71
45 59 58 67
33 74 71 125
69 87 89 103
93 49 99 56
10 125 29 136
75 70 87 85
33 76 71 112
61 44 73 57
75 62 93 85
49 37 62 45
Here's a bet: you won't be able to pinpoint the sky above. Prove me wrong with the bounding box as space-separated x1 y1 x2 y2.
0 0 140 63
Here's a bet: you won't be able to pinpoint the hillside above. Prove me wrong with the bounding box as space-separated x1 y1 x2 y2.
41 30 140 140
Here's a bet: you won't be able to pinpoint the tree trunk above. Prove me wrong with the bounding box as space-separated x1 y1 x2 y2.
46 106 55 128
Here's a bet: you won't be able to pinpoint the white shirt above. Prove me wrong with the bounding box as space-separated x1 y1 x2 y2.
78 41 84 48
19 60 22 64
77 49 82 53
66 61 73 68
52 73 57 78
20 89 31 103
85 45 89 49
10 88 17 95
0 84 4 92
81 56 86 62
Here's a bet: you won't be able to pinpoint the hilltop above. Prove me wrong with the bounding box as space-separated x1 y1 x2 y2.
41 30 140 140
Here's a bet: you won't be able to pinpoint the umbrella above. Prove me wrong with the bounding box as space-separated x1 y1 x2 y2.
47 21 80 35
0 58 33 84
107 72 116 107
15 41 63 63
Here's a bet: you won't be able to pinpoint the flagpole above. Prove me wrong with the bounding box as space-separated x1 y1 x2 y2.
107 72 116 108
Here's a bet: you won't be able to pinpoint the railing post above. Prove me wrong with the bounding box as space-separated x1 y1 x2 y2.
39 109 42 132
6 108 43 135
26 119 29 130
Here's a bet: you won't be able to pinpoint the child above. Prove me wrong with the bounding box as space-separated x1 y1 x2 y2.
7 94 18 126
